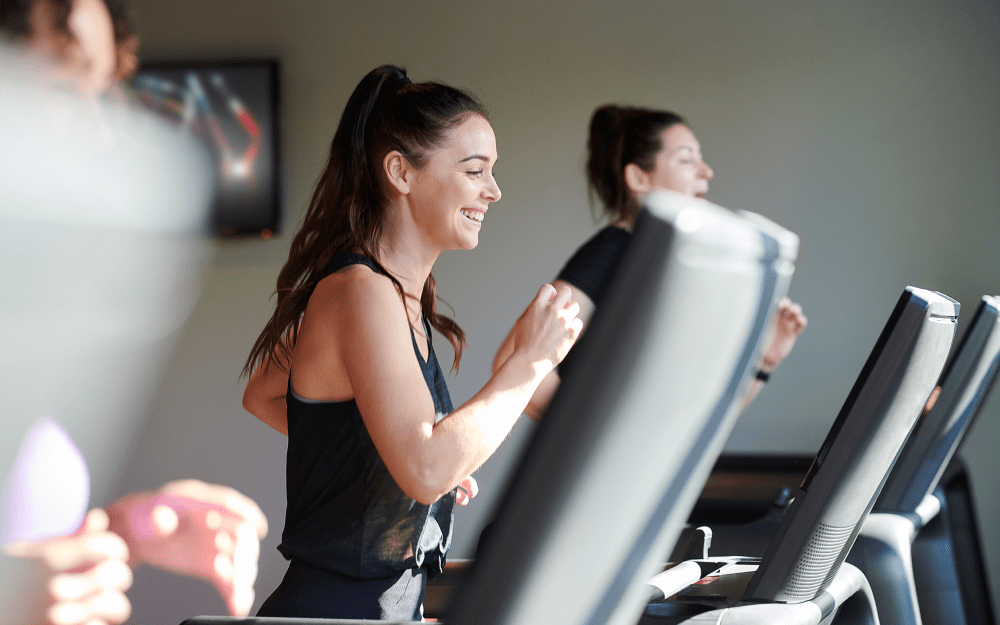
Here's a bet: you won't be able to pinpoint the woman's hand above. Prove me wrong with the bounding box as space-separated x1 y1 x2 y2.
455 476 479 506
739 298 807 412
492 280 594 420
761 298 808 372
509 283 584 376
105 479 267 617
3 508 133 625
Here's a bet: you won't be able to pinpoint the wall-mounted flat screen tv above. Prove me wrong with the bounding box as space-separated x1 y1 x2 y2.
131 59 281 237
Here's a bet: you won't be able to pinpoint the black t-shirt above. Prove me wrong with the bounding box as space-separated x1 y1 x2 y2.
554 226 631 382
555 226 632 304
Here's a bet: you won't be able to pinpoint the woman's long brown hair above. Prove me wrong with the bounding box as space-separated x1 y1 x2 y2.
243 65 485 377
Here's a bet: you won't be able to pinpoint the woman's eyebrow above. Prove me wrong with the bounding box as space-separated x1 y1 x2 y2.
458 154 491 163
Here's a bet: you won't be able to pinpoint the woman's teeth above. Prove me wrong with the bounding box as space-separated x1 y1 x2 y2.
461 210 484 223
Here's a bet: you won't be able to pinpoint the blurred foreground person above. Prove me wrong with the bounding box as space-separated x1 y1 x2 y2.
0 1 266 622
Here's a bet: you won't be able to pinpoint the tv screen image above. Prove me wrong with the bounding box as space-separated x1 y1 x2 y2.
131 60 281 237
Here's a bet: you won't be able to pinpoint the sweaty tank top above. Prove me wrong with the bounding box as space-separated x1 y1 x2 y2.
277 253 456 579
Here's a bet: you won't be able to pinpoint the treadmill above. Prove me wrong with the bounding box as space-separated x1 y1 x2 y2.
640 287 958 624
849 294 1000 625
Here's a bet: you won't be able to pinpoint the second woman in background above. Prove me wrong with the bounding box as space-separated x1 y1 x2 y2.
495 105 807 418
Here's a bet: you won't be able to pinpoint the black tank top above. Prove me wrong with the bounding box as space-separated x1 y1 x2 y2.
277 253 456 579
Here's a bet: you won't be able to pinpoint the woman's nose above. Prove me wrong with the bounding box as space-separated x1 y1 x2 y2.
484 175 501 202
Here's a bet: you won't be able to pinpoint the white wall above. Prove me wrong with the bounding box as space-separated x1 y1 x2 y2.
108 0 999 620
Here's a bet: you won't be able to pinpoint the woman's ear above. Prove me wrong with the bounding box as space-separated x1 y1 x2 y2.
623 162 652 197
383 150 412 195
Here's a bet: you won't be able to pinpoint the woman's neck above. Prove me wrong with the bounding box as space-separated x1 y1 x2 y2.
376 209 438 302
612 215 637 232
377 243 435 296
610 201 641 232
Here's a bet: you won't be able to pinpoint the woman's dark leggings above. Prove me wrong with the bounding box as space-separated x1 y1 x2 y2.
257 558 427 620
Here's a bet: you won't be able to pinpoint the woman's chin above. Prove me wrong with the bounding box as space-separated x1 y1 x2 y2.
459 228 481 250
445 235 479 252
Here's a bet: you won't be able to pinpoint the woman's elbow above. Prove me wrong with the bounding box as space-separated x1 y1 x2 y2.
410 490 443 507
398 464 455 506
242 386 262 417
400 481 447 507
243 389 289 435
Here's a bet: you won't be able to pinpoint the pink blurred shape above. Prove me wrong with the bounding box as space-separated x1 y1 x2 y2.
1 418 90 544
127 493 222 541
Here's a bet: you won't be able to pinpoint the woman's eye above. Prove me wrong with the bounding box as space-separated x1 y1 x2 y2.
467 170 484 177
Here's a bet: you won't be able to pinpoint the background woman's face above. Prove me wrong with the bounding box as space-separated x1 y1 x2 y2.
646 124 714 198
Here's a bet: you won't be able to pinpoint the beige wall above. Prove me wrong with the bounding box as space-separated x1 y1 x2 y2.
109 0 999 619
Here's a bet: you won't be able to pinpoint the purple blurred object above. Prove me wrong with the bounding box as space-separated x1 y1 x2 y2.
1 418 90 544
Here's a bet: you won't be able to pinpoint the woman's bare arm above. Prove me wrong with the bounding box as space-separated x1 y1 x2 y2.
242 338 293 436
310 270 580 505
741 298 807 410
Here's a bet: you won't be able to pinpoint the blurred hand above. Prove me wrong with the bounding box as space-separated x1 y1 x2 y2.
455 476 479 506
105 479 267 616
4 508 132 625
762 298 808 371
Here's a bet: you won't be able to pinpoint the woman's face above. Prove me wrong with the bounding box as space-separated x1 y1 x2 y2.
645 124 714 198
29 0 116 95
406 113 502 251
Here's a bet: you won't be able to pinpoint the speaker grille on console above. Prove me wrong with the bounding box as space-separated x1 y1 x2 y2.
781 521 861 601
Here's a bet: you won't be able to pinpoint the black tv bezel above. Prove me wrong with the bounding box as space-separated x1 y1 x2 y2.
131 58 282 238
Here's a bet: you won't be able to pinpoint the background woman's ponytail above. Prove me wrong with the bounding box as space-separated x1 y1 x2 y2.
586 105 631 219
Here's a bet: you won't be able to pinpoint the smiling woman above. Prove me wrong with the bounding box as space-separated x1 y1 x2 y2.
241 65 581 620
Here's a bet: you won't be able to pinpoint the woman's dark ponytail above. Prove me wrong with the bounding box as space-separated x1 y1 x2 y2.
342 66 408 204
586 106 630 219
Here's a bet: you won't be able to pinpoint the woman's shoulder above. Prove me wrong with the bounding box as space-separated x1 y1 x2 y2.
320 252 384 279
297 263 410 367
312 262 398 316
584 224 632 247
563 226 631 264
292 261 410 402
556 226 631 297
